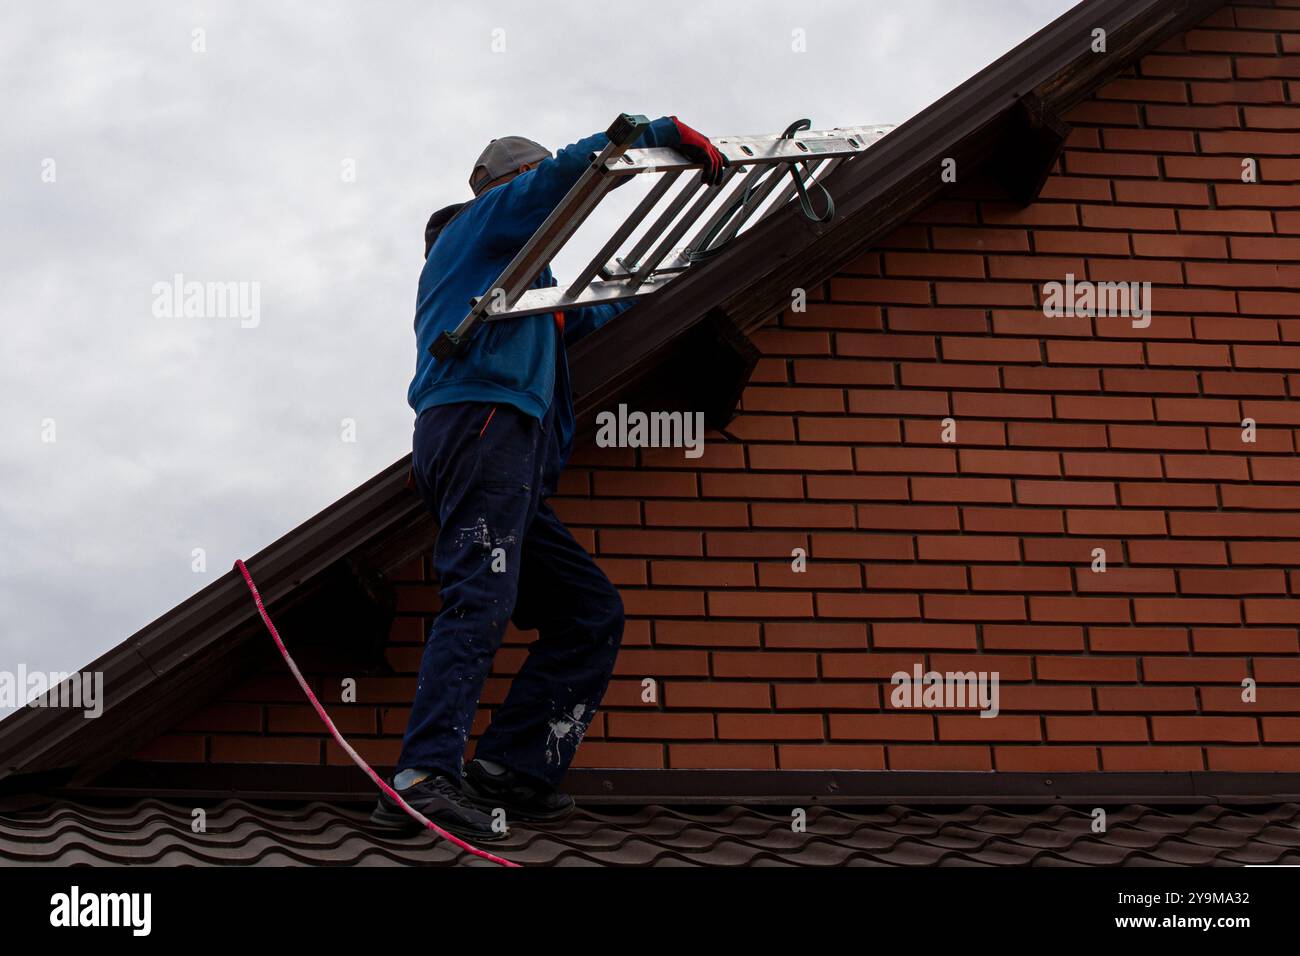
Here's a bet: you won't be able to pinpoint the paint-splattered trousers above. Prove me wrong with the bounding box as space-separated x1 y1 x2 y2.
397 398 625 789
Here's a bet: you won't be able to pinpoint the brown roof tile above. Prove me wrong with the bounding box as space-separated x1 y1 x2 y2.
2 799 1298 867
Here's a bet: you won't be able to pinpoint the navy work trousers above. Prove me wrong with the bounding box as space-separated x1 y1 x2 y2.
396 398 625 788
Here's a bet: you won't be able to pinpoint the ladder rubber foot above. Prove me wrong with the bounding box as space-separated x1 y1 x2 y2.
430 331 461 362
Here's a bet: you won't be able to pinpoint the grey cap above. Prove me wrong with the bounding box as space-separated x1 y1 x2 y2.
469 136 551 196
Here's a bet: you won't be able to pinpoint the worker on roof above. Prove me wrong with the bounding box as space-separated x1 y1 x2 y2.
374 117 726 841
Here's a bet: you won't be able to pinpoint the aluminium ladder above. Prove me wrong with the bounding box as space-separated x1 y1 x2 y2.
431 113 893 361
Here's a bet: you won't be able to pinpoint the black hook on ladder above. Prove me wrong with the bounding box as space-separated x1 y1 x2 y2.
687 119 836 264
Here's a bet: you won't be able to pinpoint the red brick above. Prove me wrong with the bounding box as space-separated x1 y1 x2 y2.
887 306 988 333
1075 567 1176 593
1193 627 1298 654
1139 54 1233 80
570 743 664 769
866 563 967 590
1030 596 1132 623
700 472 802 499
1177 208 1275 233
743 385 844 413
916 536 1021 562
899 361 998 390
654 619 759 646
1034 230 1131 255
922 594 1025 621
599 529 702 557
758 562 861 590
798 416 901 444
751 502 855 528
1081 203 1177 230
1089 626 1189 653
607 712 712 739
818 592 918 619
996 747 1099 771
1098 686 1196 712
822 652 925 680
883 251 985 277
778 745 886 770
1103 128 1198 152
983 624 1083 650
830 277 931 304
871 623 978 649
1208 748 1300 771
765 621 868 649
959 449 1061 476
806 474 908 500
749 443 853 472
1064 151 1160 177
1047 717 1148 742
668 744 775 769
707 591 812 618
622 590 704 618
1133 231 1222 257
717 713 823 740
1066 509 1167 535
932 227 1029 252
792 359 894 387
614 650 711 677
1117 482 1218 508
1134 598 1241 624
663 681 771 710
1017 479 1116 507
775 682 877 709
594 470 697 498
210 736 321 765
1040 656 1139 683
1143 657 1249 683
1101 747 1205 771
837 332 937 360
887 746 993 771
971 566 1073 592
1098 77 1190 103
849 388 950 416
1153 717 1259 743
938 716 1042 742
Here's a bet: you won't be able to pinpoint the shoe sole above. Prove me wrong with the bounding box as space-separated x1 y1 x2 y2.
461 785 576 823
369 804 509 842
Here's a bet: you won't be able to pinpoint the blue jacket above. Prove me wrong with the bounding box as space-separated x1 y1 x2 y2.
408 116 681 461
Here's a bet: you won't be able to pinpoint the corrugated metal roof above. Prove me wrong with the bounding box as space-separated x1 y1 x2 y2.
2 798 1298 866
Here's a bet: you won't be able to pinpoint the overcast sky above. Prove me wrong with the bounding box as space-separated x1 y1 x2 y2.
0 0 1077 705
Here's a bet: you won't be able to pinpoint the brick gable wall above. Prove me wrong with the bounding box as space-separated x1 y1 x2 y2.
137 0 1300 776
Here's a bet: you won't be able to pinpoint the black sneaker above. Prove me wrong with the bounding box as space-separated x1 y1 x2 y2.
369 773 507 841
463 758 575 822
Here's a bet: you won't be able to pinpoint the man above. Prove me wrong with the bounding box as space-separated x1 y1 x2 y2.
372 116 726 841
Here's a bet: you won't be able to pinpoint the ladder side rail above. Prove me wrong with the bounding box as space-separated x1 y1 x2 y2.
484 274 675 321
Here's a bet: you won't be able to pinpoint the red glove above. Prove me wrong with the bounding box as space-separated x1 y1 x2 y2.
671 116 727 185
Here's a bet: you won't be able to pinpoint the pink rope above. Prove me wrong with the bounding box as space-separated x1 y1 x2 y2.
233 559 519 867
